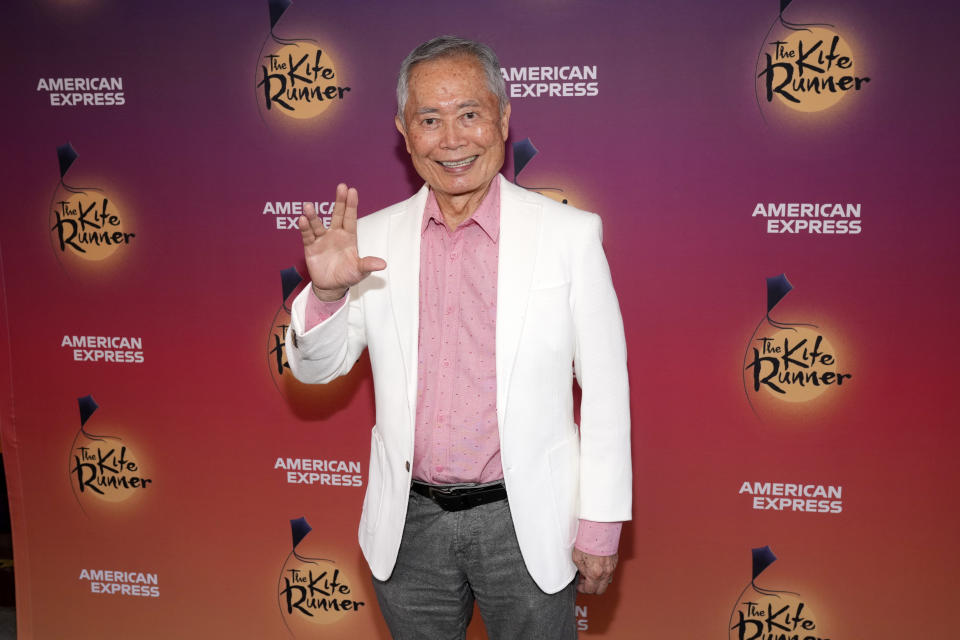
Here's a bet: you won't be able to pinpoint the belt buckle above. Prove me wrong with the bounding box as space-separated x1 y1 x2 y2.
427 485 455 500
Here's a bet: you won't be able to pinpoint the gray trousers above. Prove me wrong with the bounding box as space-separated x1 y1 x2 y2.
372 491 577 640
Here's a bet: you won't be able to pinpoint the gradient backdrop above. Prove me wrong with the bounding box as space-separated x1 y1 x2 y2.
1 0 957 637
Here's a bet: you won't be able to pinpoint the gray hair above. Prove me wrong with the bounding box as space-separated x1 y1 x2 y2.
396 35 509 122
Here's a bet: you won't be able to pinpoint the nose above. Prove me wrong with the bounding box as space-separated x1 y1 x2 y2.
439 122 466 150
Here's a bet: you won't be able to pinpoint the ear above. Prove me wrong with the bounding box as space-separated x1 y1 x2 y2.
499 102 511 140
395 115 411 154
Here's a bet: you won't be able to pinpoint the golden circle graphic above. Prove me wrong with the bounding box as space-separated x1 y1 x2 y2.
730 590 826 640
746 325 849 405
70 429 151 505
767 27 861 113
264 301 367 420
760 327 837 402
525 175 592 212
536 188 572 206
267 305 295 393
258 43 344 120
51 190 132 261
279 557 363 629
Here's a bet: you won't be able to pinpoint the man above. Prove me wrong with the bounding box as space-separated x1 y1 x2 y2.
285 35 631 639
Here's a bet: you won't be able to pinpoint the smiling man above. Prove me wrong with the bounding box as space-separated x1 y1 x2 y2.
285 35 632 639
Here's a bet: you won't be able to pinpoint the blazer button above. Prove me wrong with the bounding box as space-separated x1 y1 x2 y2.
405 461 410 472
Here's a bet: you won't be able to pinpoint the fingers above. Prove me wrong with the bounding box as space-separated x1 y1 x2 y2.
297 202 325 247
577 574 612 595
342 186 359 233
300 182 358 246
576 569 614 595
573 549 618 595
305 201 328 236
576 564 614 594
330 183 348 230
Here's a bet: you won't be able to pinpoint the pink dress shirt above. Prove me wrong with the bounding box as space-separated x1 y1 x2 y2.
303 179 621 556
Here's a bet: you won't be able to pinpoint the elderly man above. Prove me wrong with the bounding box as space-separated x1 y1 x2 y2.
285 35 631 639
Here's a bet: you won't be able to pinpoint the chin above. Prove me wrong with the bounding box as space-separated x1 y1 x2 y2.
442 182 485 197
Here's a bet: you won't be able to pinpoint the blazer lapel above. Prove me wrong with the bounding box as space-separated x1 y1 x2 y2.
388 184 429 422
496 177 541 427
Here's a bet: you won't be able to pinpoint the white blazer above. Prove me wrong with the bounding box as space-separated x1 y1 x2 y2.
286 176 631 593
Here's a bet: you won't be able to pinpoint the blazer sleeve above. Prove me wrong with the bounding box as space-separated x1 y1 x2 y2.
284 283 368 384
570 213 633 522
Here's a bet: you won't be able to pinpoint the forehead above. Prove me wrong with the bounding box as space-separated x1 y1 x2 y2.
406 55 496 107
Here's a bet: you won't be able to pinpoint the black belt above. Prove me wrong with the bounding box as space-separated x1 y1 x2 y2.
411 480 507 512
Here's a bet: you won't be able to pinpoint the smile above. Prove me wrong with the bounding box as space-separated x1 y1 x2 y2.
438 156 478 168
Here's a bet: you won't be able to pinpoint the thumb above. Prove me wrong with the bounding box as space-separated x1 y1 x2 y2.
359 256 387 274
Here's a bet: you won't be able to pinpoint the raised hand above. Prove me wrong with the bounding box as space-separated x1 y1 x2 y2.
298 183 386 301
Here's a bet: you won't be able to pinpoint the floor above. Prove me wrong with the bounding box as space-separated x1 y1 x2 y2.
0 459 15 638
0 608 12 638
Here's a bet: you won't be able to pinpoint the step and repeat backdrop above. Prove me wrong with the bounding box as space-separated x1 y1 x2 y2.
1 0 957 637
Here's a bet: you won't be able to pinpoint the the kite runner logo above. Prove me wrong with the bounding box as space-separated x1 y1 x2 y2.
512 137 591 210
728 546 830 640
754 1 870 118
255 0 350 125
267 267 307 398
277 518 366 636
265 266 361 413
742 275 852 419
49 143 135 270
69 395 152 513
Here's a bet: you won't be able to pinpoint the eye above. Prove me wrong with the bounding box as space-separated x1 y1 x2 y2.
462 112 477 120
421 117 438 128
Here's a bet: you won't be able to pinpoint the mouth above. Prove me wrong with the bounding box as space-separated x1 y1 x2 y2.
437 155 478 169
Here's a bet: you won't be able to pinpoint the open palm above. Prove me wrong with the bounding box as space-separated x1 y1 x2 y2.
298 183 386 301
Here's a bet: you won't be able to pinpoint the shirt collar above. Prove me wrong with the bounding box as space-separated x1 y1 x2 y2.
421 175 501 243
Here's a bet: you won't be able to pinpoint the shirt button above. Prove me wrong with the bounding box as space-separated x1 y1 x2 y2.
435 465 443 473
405 461 410 472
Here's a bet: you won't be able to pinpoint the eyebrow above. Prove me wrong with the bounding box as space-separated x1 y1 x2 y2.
415 100 482 115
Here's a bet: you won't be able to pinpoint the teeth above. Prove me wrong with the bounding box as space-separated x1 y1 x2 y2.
440 156 477 167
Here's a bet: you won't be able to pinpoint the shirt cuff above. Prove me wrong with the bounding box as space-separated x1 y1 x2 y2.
574 520 622 556
304 289 348 331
